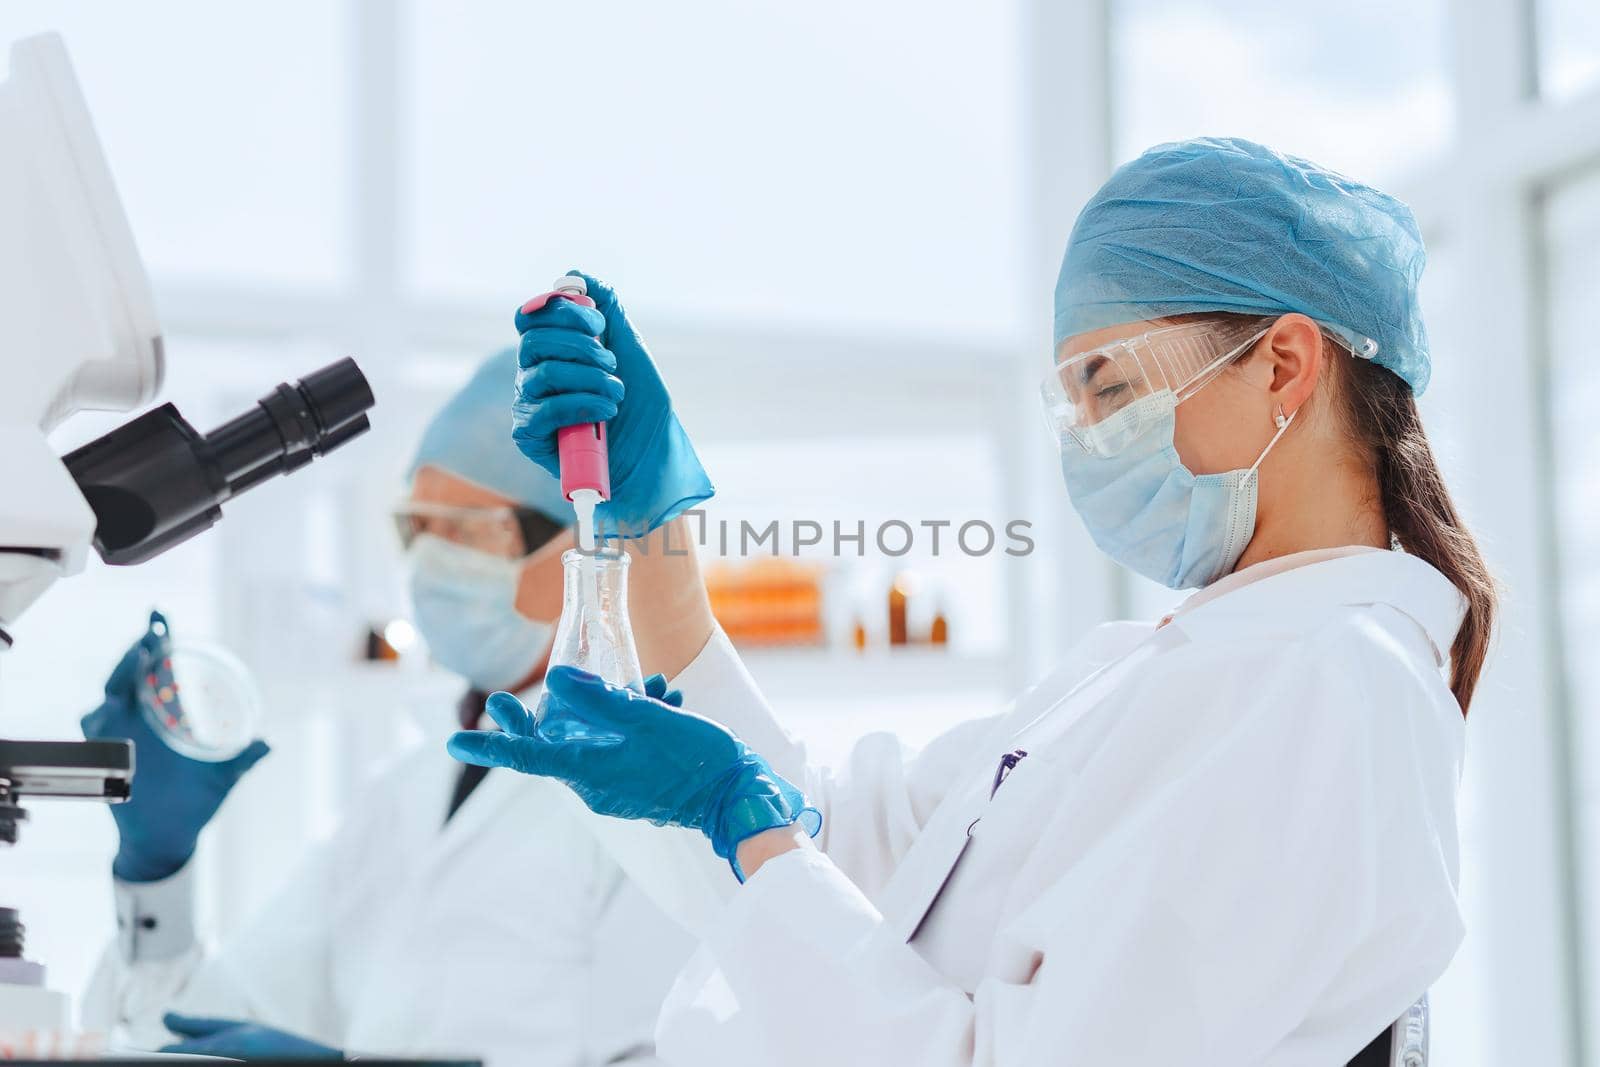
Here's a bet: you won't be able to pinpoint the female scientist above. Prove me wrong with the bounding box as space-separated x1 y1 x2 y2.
451 137 1495 1065
81 351 692 1065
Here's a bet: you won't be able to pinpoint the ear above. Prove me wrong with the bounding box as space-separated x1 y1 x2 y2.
1257 314 1324 418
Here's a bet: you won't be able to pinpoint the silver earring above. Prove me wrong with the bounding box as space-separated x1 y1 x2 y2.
1273 405 1289 430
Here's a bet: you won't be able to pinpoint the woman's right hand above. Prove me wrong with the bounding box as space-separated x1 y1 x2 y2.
512 271 714 538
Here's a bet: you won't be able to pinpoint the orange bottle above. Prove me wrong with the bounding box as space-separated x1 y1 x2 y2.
888 576 910 647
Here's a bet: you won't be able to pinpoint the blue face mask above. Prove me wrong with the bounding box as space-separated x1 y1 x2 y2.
1060 390 1295 590
406 534 554 691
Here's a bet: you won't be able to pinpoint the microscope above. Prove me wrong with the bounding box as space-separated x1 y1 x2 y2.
0 32 375 1039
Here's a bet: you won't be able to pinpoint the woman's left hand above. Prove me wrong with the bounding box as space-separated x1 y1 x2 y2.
448 666 820 879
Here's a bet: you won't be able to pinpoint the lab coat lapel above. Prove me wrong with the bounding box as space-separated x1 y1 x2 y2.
332 746 544 1048
425 683 548 867
878 764 993 942
1003 629 1176 749
423 750 547 879
879 635 1170 943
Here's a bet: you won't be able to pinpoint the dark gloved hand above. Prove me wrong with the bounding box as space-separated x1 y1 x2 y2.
81 613 270 883
160 1013 342 1060
450 666 818 880
512 270 714 538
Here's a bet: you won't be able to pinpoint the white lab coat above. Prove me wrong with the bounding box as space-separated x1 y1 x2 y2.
615 548 1468 1067
82 691 695 1067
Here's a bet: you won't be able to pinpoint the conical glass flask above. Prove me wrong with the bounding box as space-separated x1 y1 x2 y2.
539 549 644 721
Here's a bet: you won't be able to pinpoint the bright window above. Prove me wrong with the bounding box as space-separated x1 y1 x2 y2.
403 0 1027 340
1111 0 1453 184
0 1 349 287
1538 0 1600 101
1545 169 1600 1030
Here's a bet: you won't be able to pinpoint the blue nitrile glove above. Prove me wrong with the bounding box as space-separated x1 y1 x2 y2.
512 270 714 538
448 666 819 881
81 613 270 883
160 1013 341 1060
642 671 685 707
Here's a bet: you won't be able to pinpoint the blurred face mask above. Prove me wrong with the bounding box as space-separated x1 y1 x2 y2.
405 533 553 691
1041 321 1294 589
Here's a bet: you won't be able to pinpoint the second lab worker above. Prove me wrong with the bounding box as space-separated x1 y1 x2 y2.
454 138 1493 1066
80 351 693 1065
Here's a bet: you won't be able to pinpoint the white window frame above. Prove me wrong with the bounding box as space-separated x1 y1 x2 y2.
1394 0 1600 1062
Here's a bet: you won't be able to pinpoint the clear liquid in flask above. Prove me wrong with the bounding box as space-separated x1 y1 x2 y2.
536 548 643 724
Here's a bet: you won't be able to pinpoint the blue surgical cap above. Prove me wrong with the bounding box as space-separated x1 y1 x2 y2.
407 348 573 522
1054 137 1431 394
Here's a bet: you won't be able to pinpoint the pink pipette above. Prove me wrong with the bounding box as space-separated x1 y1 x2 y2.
520 276 611 548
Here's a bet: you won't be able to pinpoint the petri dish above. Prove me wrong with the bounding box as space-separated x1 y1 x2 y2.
137 613 262 762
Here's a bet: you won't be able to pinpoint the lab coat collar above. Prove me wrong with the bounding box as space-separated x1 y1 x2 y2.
1167 549 1467 665
430 680 550 861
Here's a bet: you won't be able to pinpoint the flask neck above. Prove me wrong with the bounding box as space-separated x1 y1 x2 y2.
560 549 630 606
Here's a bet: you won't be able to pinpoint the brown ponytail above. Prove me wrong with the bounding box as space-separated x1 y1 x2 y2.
1159 310 1497 715
1336 355 1497 716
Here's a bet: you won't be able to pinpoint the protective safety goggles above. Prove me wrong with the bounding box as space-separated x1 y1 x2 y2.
393 502 566 560
1039 320 1271 458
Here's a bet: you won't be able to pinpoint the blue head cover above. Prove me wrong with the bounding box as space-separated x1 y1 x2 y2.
1054 137 1431 394
408 348 573 522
